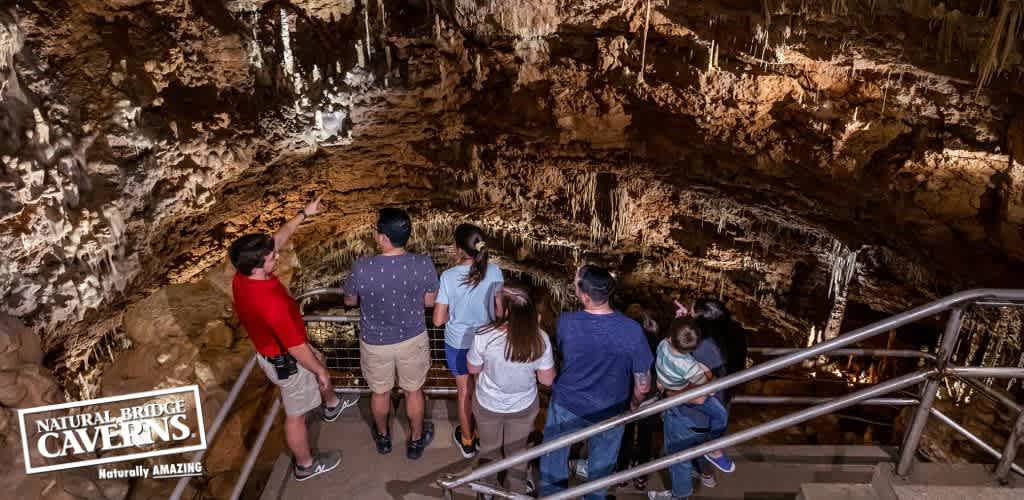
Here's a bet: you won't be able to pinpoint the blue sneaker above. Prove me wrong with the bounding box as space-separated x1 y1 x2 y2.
703 452 735 473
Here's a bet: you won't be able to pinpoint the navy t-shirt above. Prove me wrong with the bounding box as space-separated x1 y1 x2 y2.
552 311 654 421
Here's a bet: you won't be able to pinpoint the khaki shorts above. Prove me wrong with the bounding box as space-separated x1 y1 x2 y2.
360 332 430 393
257 348 324 416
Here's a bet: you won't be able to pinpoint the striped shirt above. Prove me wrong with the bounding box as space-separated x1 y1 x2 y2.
656 339 709 391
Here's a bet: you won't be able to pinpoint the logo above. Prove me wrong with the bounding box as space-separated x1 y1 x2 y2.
17 385 207 474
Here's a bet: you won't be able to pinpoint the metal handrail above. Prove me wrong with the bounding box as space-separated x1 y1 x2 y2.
169 355 259 500
748 347 936 360
438 288 1024 497
294 287 346 301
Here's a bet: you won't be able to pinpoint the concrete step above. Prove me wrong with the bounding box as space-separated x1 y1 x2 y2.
798 483 880 500
892 485 1024 500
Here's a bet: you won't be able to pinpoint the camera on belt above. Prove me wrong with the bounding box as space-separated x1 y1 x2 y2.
267 352 299 380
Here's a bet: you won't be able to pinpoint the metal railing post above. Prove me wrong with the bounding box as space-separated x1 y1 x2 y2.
229 398 282 500
995 409 1024 482
170 354 259 500
896 306 964 476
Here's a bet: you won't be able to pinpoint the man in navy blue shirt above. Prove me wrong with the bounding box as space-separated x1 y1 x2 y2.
539 265 654 499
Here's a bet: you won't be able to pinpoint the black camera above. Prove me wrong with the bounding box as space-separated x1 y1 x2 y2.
267 353 299 380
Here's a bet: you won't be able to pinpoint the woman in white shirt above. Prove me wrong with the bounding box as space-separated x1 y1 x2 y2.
433 224 503 458
467 280 556 494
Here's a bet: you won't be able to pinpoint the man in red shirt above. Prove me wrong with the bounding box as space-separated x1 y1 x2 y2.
229 195 343 482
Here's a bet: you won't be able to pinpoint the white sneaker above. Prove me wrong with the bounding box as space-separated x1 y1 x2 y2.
692 469 716 488
647 490 683 499
569 458 589 479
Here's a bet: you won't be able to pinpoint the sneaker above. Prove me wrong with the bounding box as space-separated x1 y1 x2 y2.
453 425 477 458
703 452 735 473
321 400 343 422
569 458 589 479
525 479 536 496
372 427 392 455
294 450 341 481
407 421 435 460
692 469 717 488
647 490 684 499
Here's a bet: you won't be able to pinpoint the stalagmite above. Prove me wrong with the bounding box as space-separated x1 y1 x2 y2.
33 108 49 145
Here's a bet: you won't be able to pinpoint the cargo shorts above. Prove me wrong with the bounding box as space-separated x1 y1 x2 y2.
256 347 325 416
360 332 430 393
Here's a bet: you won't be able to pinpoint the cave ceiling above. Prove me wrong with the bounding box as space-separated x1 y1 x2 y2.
2 0 1024 370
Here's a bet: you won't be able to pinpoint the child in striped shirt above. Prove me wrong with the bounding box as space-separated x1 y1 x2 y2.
655 318 734 473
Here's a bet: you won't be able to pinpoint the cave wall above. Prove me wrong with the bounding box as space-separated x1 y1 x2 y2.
0 0 1022 384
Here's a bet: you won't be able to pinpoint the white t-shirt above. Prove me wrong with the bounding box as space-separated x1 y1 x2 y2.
467 327 554 413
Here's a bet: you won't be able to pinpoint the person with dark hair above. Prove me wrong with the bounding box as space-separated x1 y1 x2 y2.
467 281 555 495
674 297 747 401
647 319 735 499
344 207 439 460
643 319 733 500
229 195 343 482
539 265 654 500
432 223 504 458
692 298 748 382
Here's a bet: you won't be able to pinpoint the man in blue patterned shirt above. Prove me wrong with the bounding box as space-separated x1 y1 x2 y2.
344 208 439 459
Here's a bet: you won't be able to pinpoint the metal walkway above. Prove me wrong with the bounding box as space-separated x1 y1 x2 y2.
170 288 1024 500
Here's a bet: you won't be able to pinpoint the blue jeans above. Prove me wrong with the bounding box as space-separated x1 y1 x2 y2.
539 402 625 499
663 406 711 498
696 396 728 439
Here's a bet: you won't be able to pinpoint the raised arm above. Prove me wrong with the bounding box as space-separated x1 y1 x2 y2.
274 195 323 250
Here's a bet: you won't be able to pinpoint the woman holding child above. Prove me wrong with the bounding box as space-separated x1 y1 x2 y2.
648 299 740 500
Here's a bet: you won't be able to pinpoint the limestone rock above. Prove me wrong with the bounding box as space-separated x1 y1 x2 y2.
203 319 235 349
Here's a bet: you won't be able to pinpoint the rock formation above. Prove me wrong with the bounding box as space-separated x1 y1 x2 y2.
0 0 1023 496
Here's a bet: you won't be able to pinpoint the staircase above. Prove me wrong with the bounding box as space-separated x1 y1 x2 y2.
173 289 1024 500
252 398 1023 500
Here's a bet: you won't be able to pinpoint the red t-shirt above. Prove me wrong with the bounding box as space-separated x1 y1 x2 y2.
232 273 307 356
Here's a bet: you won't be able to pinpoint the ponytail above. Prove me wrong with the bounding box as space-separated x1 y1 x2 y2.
455 223 489 288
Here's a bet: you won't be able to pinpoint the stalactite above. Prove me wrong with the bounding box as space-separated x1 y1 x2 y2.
638 0 651 84
364 0 373 62
823 240 858 340
977 0 1023 88
280 8 294 76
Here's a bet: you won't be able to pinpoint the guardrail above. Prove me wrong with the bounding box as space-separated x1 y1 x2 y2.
173 288 1024 500
437 288 1024 499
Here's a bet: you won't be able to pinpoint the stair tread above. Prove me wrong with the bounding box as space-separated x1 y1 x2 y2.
800 483 879 500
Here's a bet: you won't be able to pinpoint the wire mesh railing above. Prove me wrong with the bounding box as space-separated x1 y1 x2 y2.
304 317 455 393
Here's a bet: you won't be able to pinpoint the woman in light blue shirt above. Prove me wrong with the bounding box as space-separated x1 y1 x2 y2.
432 224 503 458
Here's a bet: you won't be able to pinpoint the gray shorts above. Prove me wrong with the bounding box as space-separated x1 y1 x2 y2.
256 348 323 416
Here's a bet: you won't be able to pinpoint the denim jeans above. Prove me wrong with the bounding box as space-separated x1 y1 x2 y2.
697 395 728 439
539 401 625 499
662 406 711 498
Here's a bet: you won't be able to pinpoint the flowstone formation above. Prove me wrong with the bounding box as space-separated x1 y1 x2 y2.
0 0 1023 491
